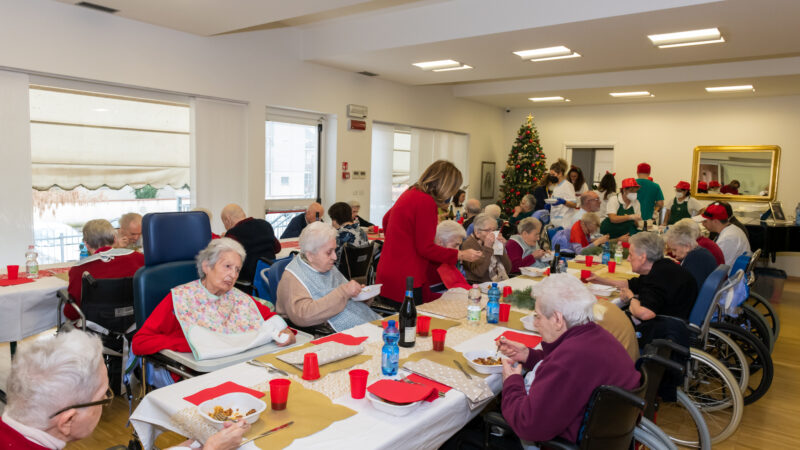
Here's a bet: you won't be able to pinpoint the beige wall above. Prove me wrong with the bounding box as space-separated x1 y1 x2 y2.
504 95 800 274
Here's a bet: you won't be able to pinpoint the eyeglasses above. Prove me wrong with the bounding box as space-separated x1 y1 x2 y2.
49 388 114 418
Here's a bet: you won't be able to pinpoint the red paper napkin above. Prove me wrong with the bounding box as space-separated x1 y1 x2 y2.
183 381 265 405
495 331 543 349
0 278 35 287
311 333 368 346
367 379 434 404
437 264 471 290
406 374 452 402
281 240 300 249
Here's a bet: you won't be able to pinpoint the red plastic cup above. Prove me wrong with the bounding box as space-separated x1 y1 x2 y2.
608 261 617 273
372 225 379 234
580 269 591 283
302 352 320 380
545 268 551 276
269 378 291 410
348 369 369 399
431 329 447 352
499 303 511 322
585 255 593 267
417 316 431 336
6 265 19 280
502 286 512 300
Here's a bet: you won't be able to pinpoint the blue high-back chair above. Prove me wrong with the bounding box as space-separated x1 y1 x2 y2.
133 211 211 329
258 254 296 305
687 264 729 327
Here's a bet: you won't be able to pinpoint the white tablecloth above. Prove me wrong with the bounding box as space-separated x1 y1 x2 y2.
0 276 67 342
131 322 513 450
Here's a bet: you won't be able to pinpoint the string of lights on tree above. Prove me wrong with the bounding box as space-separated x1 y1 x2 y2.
497 114 547 215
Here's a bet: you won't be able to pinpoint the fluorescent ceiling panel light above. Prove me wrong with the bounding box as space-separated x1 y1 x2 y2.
514 46 573 60
529 52 581 62
705 85 754 92
432 64 473 72
609 91 654 98
648 27 724 48
528 96 569 102
412 59 460 70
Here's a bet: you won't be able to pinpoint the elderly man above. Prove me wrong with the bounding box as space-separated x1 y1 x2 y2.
461 198 482 231
114 212 142 249
348 200 374 228
700 202 751 265
280 202 324 239
1 331 248 449
498 274 640 445
566 190 603 228
221 204 280 284
553 212 609 255
591 232 697 323
66 219 145 321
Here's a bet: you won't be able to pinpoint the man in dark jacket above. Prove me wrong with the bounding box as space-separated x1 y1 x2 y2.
280 202 324 239
221 204 280 283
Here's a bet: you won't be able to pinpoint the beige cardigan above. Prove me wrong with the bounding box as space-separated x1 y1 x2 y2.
461 234 512 284
275 270 350 327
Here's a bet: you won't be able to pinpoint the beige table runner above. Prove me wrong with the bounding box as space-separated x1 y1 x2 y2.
402 359 493 409
371 314 461 331
256 342 372 378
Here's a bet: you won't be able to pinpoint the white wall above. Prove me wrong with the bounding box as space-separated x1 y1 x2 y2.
504 95 800 275
0 0 505 240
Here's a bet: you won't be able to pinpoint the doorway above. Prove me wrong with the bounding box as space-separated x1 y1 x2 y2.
566 146 614 189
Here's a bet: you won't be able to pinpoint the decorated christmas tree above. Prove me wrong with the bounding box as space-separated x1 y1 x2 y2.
497 114 548 215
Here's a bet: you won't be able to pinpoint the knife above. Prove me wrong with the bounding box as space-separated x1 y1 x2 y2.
240 421 294 446
247 360 289 377
453 359 473 380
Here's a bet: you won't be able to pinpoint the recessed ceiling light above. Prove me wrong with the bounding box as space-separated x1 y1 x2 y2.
92 108 110 112
412 60 461 71
609 91 654 98
432 64 473 72
648 28 724 48
529 96 569 102
514 46 581 61
705 85 754 93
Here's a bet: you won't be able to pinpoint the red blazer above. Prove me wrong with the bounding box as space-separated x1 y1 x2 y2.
376 188 458 303
131 291 278 355
66 247 145 320
569 221 590 247
0 418 51 450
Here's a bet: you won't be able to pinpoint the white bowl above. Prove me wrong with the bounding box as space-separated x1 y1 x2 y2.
367 392 422 417
463 350 504 375
587 283 616 296
520 314 537 332
520 266 546 277
353 284 382 301
197 392 267 430
573 254 586 262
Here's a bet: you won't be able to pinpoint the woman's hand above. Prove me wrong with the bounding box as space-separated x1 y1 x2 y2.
513 206 521 217
501 357 523 381
496 336 530 363
203 419 250 450
496 233 507 244
458 249 482 262
617 234 630 243
343 280 363 298
533 249 546 259
592 234 610 247
276 328 296 347
481 231 496 249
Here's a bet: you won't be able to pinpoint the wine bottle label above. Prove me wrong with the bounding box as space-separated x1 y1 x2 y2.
404 327 416 342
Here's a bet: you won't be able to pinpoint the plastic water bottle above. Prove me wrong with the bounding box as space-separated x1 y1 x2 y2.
25 245 39 279
467 284 482 326
601 243 611 265
381 320 400 376
486 283 500 324
79 242 90 259
614 245 623 264
557 258 566 274
455 210 461 222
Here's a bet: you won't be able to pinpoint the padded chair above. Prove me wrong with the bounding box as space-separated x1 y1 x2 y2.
546 225 563 244
338 242 376 284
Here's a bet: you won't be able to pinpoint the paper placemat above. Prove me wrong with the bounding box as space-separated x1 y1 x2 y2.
402 359 493 409
371 314 461 331
416 290 479 320
399 346 487 379
276 341 364 366
595 269 638 280
256 342 371 378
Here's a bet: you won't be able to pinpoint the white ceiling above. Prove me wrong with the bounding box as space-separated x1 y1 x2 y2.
54 0 800 107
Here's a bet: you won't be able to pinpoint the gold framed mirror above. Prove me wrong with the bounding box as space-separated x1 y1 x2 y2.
691 145 781 202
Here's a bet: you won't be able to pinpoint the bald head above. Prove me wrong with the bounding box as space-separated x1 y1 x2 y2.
221 204 247 230
465 198 481 218
305 202 324 224
580 191 601 213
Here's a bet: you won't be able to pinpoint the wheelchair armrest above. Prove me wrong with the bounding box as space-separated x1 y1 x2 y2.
636 353 685 378
538 438 579 450
56 289 86 332
649 339 690 358
484 411 511 429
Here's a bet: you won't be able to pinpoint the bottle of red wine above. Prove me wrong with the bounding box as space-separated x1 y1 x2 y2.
398 276 417 348
550 243 561 274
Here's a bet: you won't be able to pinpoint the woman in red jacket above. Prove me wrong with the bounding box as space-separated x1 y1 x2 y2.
376 160 481 306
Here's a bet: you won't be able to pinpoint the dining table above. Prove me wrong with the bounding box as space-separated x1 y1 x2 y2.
276 232 384 259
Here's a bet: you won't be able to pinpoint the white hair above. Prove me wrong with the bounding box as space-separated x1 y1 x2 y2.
517 217 542 234
484 204 502 219
119 212 142 229
82 219 116 249
196 237 246 279
299 221 337 255
436 220 466 246
520 194 536 209
473 213 498 232
629 232 664 263
533 274 596 328
665 218 700 249
348 200 360 208
6 331 104 429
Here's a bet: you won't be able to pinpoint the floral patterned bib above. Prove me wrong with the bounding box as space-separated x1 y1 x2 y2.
173 279 263 335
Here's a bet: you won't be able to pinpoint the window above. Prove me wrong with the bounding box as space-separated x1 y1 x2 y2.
29 85 190 263
392 131 411 201
265 119 320 201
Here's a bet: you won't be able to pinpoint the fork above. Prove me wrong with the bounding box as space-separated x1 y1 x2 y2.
453 360 473 380
401 376 446 398
247 360 288 376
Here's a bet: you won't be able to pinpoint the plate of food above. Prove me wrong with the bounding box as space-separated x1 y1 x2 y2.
353 284 382 301
367 392 422 416
520 266 546 277
197 392 266 430
463 349 504 374
520 314 536 332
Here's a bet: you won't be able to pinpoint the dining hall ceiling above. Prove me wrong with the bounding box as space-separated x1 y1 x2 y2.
54 0 800 107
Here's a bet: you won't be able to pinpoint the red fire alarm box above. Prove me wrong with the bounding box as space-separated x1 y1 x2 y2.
350 120 366 131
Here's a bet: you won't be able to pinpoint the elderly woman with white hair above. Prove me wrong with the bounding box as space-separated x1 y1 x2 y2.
506 217 547 273
496 275 640 446
508 194 536 227
348 199 374 228
132 238 295 360
462 213 512 284
429 220 470 291
3 331 249 449
276 222 380 332
551 212 609 255
665 218 718 291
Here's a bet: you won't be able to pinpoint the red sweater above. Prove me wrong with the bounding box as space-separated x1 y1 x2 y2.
131 291 278 355
0 418 51 450
569 221 590 248
697 236 725 265
376 188 458 303
66 247 145 320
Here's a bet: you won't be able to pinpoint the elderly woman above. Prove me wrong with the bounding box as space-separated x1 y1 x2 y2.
348 199 374 228
508 194 536 228
506 217 546 273
497 275 640 446
429 220 470 291
462 213 512 284
2 331 249 449
552 212 609 255
328 201 369 260
277 222 380 332
666 218 718 291
132 238 295 360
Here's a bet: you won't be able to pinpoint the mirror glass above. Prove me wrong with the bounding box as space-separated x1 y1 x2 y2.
692 146 780 202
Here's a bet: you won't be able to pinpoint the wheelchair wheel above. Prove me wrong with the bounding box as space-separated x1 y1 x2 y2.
711 322 774 405
744 292 780 342
702 328 749 394
734 303 774 353
653 385 713 449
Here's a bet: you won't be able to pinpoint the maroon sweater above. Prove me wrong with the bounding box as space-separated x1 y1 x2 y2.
501 322 641 443
0 418 51 450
